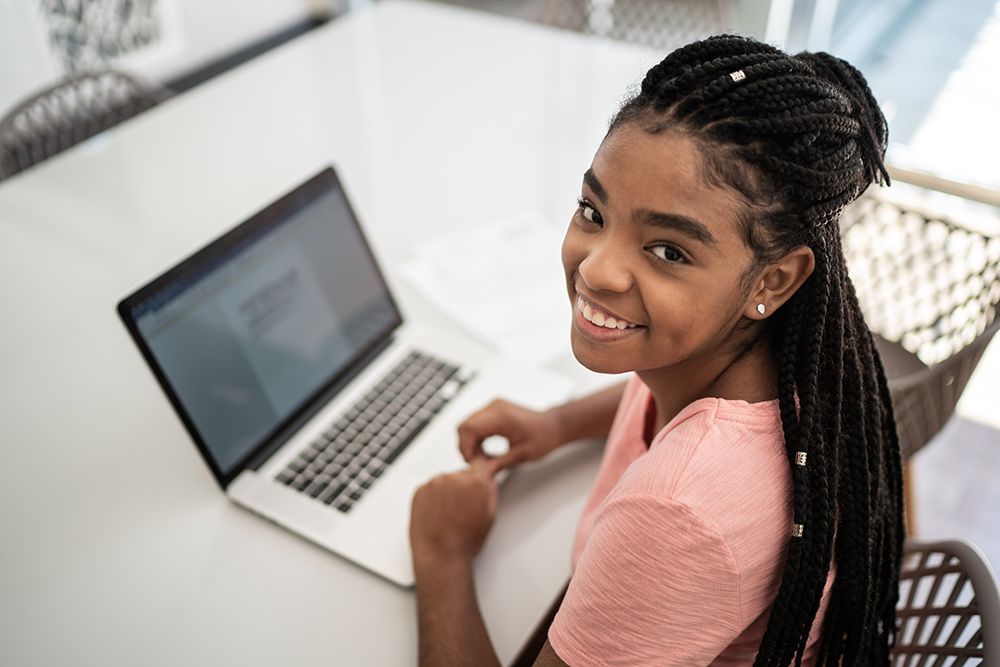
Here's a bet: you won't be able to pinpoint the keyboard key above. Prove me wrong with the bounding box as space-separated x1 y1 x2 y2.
438 379 462 400
320 483 347 505
306 480 328 498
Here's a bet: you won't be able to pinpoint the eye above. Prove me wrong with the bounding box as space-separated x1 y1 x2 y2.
576 198 603 226
650 244 685 263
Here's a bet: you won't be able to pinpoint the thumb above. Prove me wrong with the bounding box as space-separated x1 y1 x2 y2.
469 455 499 514
486 446 530 475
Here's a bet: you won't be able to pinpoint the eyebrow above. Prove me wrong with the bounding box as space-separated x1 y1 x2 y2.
583 168 608 204
582 168 717 247
637 210 717 247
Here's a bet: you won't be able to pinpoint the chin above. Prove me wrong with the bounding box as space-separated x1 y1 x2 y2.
570 335 633 376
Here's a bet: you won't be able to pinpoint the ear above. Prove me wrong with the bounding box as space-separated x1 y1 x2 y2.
744 245 815 320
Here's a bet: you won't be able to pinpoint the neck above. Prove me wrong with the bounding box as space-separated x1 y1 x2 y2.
637 336 778 435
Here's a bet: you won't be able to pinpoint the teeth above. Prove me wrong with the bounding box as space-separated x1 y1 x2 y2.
577 296 638 329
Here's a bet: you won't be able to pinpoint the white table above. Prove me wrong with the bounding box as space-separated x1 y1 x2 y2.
0 2 661 665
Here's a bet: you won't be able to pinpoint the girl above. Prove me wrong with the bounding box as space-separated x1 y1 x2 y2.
410 34 903 667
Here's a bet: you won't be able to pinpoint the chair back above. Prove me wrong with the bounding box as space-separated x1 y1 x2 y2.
894 539 1000 667
843 192 1000 460
0 70 170 180
536 0 725 51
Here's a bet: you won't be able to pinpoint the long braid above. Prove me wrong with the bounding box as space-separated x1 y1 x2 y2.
610 35 904 667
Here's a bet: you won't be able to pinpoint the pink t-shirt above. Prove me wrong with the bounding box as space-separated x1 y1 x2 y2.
549 375 833 667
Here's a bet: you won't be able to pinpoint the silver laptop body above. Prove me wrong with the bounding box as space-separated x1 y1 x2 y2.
118 167 570 585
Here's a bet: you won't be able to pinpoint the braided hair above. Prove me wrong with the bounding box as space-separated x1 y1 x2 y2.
610 36 904 667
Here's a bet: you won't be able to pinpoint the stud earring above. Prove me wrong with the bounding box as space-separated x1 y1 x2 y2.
757 304 766 315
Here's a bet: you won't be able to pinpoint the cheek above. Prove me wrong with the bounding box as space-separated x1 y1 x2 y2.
561 225 584 276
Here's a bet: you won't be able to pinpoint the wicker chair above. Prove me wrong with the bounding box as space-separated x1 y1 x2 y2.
893 539 1000 667
535 0 726 51
843 191 1000 462
0 70 171 181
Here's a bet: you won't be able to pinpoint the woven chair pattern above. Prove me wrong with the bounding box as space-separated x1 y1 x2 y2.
537 0 725 51
893 540 1000 667
843 195 1000 460
0 70 170 181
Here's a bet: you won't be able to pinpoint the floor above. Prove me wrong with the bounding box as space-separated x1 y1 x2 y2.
421 0 1000 576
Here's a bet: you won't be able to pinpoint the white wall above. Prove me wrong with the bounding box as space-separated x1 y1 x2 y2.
1 0 335 115
0 0 60 113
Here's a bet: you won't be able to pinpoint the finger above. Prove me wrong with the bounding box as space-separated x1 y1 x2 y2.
486 447 529 474
468 454 494 480
457 401 514 461
468 456 499 514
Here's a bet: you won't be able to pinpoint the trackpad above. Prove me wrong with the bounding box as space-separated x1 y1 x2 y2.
405 438 467 483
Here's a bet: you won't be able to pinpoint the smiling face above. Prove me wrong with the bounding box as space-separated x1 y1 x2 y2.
562 124 771 400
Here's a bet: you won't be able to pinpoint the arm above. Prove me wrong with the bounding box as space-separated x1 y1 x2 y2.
410 457 501 667
410 457 573 667
413 545 499 667
412 383 627 666
459 381 626 474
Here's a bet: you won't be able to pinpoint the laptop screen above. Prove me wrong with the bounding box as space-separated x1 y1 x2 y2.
119 169 401 483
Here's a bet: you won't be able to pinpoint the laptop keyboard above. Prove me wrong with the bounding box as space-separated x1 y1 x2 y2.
275 350 471 513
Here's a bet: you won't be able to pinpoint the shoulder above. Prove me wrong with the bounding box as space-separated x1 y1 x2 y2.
550 495 743 666
606 397 794 601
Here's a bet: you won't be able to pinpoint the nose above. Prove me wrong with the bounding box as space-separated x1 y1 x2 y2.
576 234 634 294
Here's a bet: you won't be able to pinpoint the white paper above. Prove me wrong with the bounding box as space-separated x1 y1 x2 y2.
400 213 571 367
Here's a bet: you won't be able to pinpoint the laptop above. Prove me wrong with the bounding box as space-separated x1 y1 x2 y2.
117 166 571 586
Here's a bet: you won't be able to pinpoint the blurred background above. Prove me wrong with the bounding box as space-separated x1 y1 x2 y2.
3 0 999 189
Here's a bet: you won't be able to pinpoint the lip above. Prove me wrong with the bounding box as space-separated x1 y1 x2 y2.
573 290 645 342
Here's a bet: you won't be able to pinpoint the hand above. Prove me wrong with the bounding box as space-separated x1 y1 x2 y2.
457 399 563 475
410 457 499 566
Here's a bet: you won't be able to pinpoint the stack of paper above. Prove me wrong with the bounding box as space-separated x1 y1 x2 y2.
400 213 571 367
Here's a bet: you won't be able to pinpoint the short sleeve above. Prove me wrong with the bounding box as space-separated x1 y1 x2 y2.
549 495 743 667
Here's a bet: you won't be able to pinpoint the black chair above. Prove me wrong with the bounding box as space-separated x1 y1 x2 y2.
894 539 1000 667
0 70 171 181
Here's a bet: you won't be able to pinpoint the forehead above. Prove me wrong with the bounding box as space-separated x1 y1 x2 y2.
590 125 749 242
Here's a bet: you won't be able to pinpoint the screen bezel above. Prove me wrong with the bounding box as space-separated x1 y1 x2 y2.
116 167 403 488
